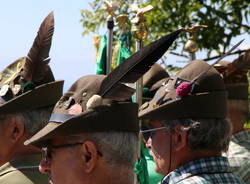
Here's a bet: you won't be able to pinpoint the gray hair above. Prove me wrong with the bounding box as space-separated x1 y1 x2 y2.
68 131 138 183
73 131 139 168
162 118 232 152
1 106 53 137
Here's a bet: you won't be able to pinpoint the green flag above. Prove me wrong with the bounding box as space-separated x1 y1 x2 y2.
95 35 107 74
134 143 149 184
117 32 132 66
112 32 132 70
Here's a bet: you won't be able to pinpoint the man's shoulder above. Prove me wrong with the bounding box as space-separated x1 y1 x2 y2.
229 131 250 154
177 174 243 184
0 155 49 184
233 160 250 184
177 176 211 184
0 168 34 184
0 166 48 184
164 156 244 184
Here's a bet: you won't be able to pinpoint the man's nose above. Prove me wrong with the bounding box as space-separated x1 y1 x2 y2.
146 137 152 149
39 159 51 174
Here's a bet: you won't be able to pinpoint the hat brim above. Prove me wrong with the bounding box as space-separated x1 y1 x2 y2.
139 91 227 121
25 103 139 147
0 80 64 115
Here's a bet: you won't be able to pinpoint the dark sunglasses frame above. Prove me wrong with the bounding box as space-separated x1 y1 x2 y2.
42 142 102 162
140 126 167 142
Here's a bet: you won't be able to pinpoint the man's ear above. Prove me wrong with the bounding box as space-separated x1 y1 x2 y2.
8 116 25 142
173 125 188 151
80 141 99 173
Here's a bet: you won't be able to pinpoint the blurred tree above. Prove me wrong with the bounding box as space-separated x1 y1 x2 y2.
81 0 250 56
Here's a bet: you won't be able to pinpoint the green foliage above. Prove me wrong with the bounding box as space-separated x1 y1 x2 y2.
245 122 250 130
80 0 250 56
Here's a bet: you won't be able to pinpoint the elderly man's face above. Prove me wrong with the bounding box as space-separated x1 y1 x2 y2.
39 136 86 184
146 120 172 175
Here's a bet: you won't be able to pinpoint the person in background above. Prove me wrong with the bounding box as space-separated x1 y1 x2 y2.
215 50 250 184
0 12 63 184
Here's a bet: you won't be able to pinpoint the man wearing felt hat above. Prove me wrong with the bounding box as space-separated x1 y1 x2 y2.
139 59 243 184
141 63 169 184
215 50 250 184
0 12 63 184
24 30 182 184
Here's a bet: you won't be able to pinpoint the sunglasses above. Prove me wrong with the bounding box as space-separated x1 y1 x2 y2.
140 126 167 142
42 142 102 162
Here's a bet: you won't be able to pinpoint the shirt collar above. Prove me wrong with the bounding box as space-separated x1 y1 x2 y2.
0 154 41 176
162 156 231 184
231 130 250 143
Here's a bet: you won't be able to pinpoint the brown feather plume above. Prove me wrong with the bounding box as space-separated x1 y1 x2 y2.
99 29 181 99
226 49 250 76
22 12 54 83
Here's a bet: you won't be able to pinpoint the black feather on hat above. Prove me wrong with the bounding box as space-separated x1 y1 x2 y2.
24 29 182 147
0 12 63 115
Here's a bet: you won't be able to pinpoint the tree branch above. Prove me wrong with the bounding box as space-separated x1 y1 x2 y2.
170 51 189 58
203 49 249 61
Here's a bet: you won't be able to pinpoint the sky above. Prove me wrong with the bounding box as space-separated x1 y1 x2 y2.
1 1 250 90
0 0 95 90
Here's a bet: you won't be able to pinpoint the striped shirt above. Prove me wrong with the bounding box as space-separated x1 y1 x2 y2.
161 156 243 184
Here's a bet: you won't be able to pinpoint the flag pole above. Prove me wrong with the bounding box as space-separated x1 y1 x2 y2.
131 4 153 184
131 3 153 107
104 0 116 74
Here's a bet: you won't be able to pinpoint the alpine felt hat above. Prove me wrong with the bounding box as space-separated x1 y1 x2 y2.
25 29 182 147
139 60 227 121
0 12 63 115
214 49 250 100
142 64 169 100
143 63 169 89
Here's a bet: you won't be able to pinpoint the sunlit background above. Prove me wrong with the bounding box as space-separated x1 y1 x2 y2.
1 0 249 91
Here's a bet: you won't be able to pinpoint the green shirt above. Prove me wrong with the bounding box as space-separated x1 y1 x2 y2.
0 154 48 184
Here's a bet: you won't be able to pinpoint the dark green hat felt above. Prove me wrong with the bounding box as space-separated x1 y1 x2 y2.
25 29 182 147
139 60 227 121
0 12 63 115
214 50 250 100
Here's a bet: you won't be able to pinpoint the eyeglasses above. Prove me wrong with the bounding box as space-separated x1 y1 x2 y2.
140 127 167 142
42 142 102 162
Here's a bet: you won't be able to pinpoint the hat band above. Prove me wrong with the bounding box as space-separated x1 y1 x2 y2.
226 85 248 100
49 113 75 123
140 91 227 121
